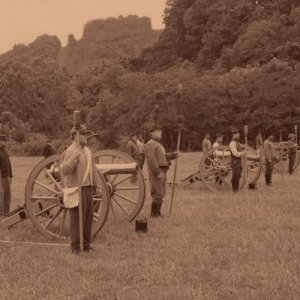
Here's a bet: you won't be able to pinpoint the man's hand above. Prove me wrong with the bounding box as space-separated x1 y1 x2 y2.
95 188 102 197
157 173 165 180
72 150 81 164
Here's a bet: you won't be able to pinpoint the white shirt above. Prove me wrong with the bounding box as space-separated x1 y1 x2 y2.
229 141 243 158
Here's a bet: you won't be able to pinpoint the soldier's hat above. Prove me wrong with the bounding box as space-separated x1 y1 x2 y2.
149 125 161 133
86 130 99 140
0 135 7 142
266 131 274 138
231 127 239 134
288 133 295 139
70 125 90 137
216 133 223 138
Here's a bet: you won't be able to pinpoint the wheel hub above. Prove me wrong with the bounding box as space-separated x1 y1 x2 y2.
218 165 229 176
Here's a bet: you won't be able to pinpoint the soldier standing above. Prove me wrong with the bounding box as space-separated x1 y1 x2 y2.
0 135 13 217
229 128 246 192
287 133 297 175
263 132 276 186
125 133 144 170
43 139 55 158
145 126 177 217
213 133 223 148
62 126 102 253
202 133 212 154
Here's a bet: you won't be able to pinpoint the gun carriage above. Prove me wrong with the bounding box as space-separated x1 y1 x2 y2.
175 145 262 192
0 149 146 240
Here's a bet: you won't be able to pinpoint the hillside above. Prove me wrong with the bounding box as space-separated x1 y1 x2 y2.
0 3 300 152
0 15 161 144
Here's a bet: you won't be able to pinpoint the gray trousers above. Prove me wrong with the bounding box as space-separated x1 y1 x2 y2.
148 168 167 205
69 186 93 250
0 178 11 216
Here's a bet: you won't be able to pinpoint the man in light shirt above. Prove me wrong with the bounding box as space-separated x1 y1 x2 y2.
229 128 246 192
202 133 212 154
213 133 223 148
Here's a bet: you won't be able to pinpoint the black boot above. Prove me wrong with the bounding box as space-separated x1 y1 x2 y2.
151 203 162 217
151 203 159 217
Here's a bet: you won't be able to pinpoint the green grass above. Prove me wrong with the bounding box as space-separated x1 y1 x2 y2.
0 154 299 299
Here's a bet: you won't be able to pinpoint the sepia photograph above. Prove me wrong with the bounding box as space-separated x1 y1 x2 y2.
0 0 299 299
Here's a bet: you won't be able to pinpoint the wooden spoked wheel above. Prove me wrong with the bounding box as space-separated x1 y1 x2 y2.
25 154 110 240
93 150 146 223
199 145 261 192
273 142 300 173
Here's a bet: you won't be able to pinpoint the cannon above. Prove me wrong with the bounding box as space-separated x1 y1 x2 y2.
272 142 300 173
0 149 146 240
172 145 262 192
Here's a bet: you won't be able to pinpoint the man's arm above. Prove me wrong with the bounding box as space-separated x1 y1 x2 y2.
229 142 243 158
61 149 79 175
92 159 102 192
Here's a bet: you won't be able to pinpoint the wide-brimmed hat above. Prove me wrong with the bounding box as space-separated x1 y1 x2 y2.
288 133 295 139
149 125 162 133
70 125 90 137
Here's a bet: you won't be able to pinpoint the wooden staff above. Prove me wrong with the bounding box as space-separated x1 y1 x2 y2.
295 125 298 145
244 125 248 189
169 127 182 214
73 110 84 253
280 129 283 181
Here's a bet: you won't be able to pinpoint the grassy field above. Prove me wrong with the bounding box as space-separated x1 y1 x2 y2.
0 153 299 299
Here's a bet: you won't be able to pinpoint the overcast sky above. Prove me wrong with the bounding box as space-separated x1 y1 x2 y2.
0 0 166 54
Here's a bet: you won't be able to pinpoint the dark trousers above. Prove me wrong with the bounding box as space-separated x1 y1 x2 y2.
265 160 274 185
289 152 296 174
148 168 167 205
231 159 242 192
69 186 93 251
0 178 11 216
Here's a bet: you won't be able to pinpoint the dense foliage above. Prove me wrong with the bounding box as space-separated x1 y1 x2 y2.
0 5 299 152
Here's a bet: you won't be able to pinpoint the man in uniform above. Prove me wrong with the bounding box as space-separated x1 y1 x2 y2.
0 134 13 217
43 139 55 158
86 130 100 153
202 133 212 154
125 133 144 170
62 125 102 253
229 128 246 192
145 126 177 217
213 133 223 148
263 132 276 186
136 133 145 169
287 133 297 175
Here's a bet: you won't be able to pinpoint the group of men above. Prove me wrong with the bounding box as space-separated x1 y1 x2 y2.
203 128 298 192
61 124 176 253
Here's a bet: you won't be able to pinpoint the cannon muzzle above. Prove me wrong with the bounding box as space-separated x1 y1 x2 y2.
96 162 138 175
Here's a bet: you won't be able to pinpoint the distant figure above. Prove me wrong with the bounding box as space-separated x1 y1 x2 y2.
213 133 223 148
145 125 177 217
202 133 212 154
255 131 263 154
0 135 13 217
229 128 246 192
213 133 224 185
136 133 145 169
125 133 144 170
287 133 297 175
43 139 54 158
263 132 276 186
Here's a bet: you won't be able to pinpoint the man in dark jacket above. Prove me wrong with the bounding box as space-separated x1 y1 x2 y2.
0 135 13 217
43 139 55 158
287 133 297 174
125 133 144 169
145 126 177 217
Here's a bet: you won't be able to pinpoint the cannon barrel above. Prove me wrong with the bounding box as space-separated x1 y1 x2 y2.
96 162 138 175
